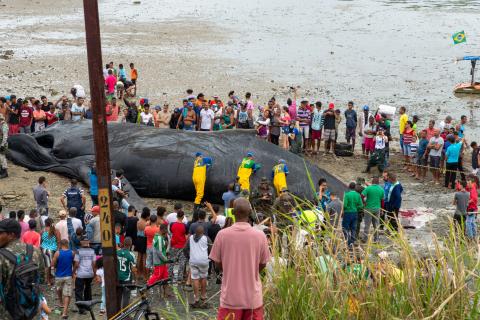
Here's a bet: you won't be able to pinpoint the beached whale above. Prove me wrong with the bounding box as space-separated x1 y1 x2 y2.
7 121 347 204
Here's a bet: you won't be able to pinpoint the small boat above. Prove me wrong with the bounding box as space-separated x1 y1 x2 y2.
454 56 480 94
454 82 480 94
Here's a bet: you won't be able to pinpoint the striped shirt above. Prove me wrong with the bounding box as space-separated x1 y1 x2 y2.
297 108 311 127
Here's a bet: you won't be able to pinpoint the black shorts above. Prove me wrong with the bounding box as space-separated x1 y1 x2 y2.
417 157 427 167
429 156 441 168
131 79 137 85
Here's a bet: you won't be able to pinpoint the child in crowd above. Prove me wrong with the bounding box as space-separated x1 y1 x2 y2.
95 257 105 316
148 224 170 296
184 225 212 308
39 294 51 320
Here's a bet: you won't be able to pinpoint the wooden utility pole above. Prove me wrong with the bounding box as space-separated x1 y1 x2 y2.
82 0 120 317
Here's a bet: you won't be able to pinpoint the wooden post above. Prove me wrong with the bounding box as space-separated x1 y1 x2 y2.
82 0 120 317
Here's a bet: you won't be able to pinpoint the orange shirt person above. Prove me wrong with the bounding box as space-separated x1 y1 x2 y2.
130 63 138 84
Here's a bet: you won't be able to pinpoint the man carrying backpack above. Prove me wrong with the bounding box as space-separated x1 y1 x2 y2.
60 179 86 228
0 218 45 320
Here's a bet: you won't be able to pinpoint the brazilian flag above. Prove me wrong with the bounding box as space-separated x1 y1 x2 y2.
452 31 466 45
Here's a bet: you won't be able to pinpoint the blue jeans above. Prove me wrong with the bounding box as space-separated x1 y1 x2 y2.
466 214 477 239
399 134 404 152
342 212 358 246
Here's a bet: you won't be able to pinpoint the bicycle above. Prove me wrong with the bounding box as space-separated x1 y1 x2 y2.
76 279 169 320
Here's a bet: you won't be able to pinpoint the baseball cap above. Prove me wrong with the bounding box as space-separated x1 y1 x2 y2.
363 105 369 111
247 152 254 157
279 159 286 164
0 219 21 237
328 103 335 109
91 206 100 213
195 152 203 157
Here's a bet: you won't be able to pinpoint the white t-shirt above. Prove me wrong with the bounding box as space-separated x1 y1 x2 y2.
73 84 86 98
200 109 215 130
214 214 226 228
71 103 85 121
96 268 105 287
375 135 387 150
166 212 188 224
429 136 444 157
56 219 69 241
140 112 153 125
70 217 83 231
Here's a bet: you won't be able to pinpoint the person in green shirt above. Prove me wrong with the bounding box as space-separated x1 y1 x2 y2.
147 224 171 297
361 177 385 242
117 237 137 308
342 182 364 246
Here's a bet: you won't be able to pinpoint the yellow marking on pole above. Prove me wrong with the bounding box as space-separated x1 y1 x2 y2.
99 188 113 248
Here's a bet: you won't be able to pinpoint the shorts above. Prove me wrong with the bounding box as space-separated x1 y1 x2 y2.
19 126 31 134
311 129 321 140
417 157 427 167
402 144 411 156
323 129 336 141
429 155 441 168
56 276 73 297
217 306 264 320
131 79 137 85
300 126 310 139
190 264 209 280
147 265 169 286
364 137 375 152
345 127 356 140
146 247 154 268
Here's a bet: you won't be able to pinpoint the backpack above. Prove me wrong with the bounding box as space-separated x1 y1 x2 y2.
0 245 40 320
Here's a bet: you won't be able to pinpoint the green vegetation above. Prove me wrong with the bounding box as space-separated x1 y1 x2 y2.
263 219 480 320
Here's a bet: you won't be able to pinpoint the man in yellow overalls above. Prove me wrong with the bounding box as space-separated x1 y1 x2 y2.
272 159 289 196
192 152 212 206
236 152 260 193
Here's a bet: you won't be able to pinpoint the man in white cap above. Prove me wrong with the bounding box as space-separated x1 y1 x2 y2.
0 113 8 178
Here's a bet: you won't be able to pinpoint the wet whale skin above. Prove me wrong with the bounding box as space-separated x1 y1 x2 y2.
7 121 347 204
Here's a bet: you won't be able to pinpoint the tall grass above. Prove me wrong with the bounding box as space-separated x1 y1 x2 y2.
263 214 480 320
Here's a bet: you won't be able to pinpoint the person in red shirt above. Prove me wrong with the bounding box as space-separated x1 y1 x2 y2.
426 120 436 140
105 97 120 122
168 210 188 284
21 219 41 248
144 214 159 275
105 69 117 97
46 104 58 126
19 100 33 134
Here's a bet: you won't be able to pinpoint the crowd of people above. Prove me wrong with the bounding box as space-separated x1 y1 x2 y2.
0 61 479 320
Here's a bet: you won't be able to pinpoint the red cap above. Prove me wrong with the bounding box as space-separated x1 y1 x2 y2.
328 103 335 109
91 206 100 213
139 98 145 105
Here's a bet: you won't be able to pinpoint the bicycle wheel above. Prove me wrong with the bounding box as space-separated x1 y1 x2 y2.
133 309 146 320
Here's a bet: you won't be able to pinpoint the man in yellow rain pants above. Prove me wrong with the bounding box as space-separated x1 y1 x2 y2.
193 152 212 207
272 159 289 196
236 152 261 193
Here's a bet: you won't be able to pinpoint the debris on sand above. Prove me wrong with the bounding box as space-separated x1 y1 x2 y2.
0 50 14 60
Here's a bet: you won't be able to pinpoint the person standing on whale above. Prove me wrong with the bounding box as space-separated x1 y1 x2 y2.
272 159 289 196
237 152 261 193
193 152 212 208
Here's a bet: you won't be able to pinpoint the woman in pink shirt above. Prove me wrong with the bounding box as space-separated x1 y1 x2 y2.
280 106 292 150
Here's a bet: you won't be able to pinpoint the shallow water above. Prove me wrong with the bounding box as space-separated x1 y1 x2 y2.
2 0 480 132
